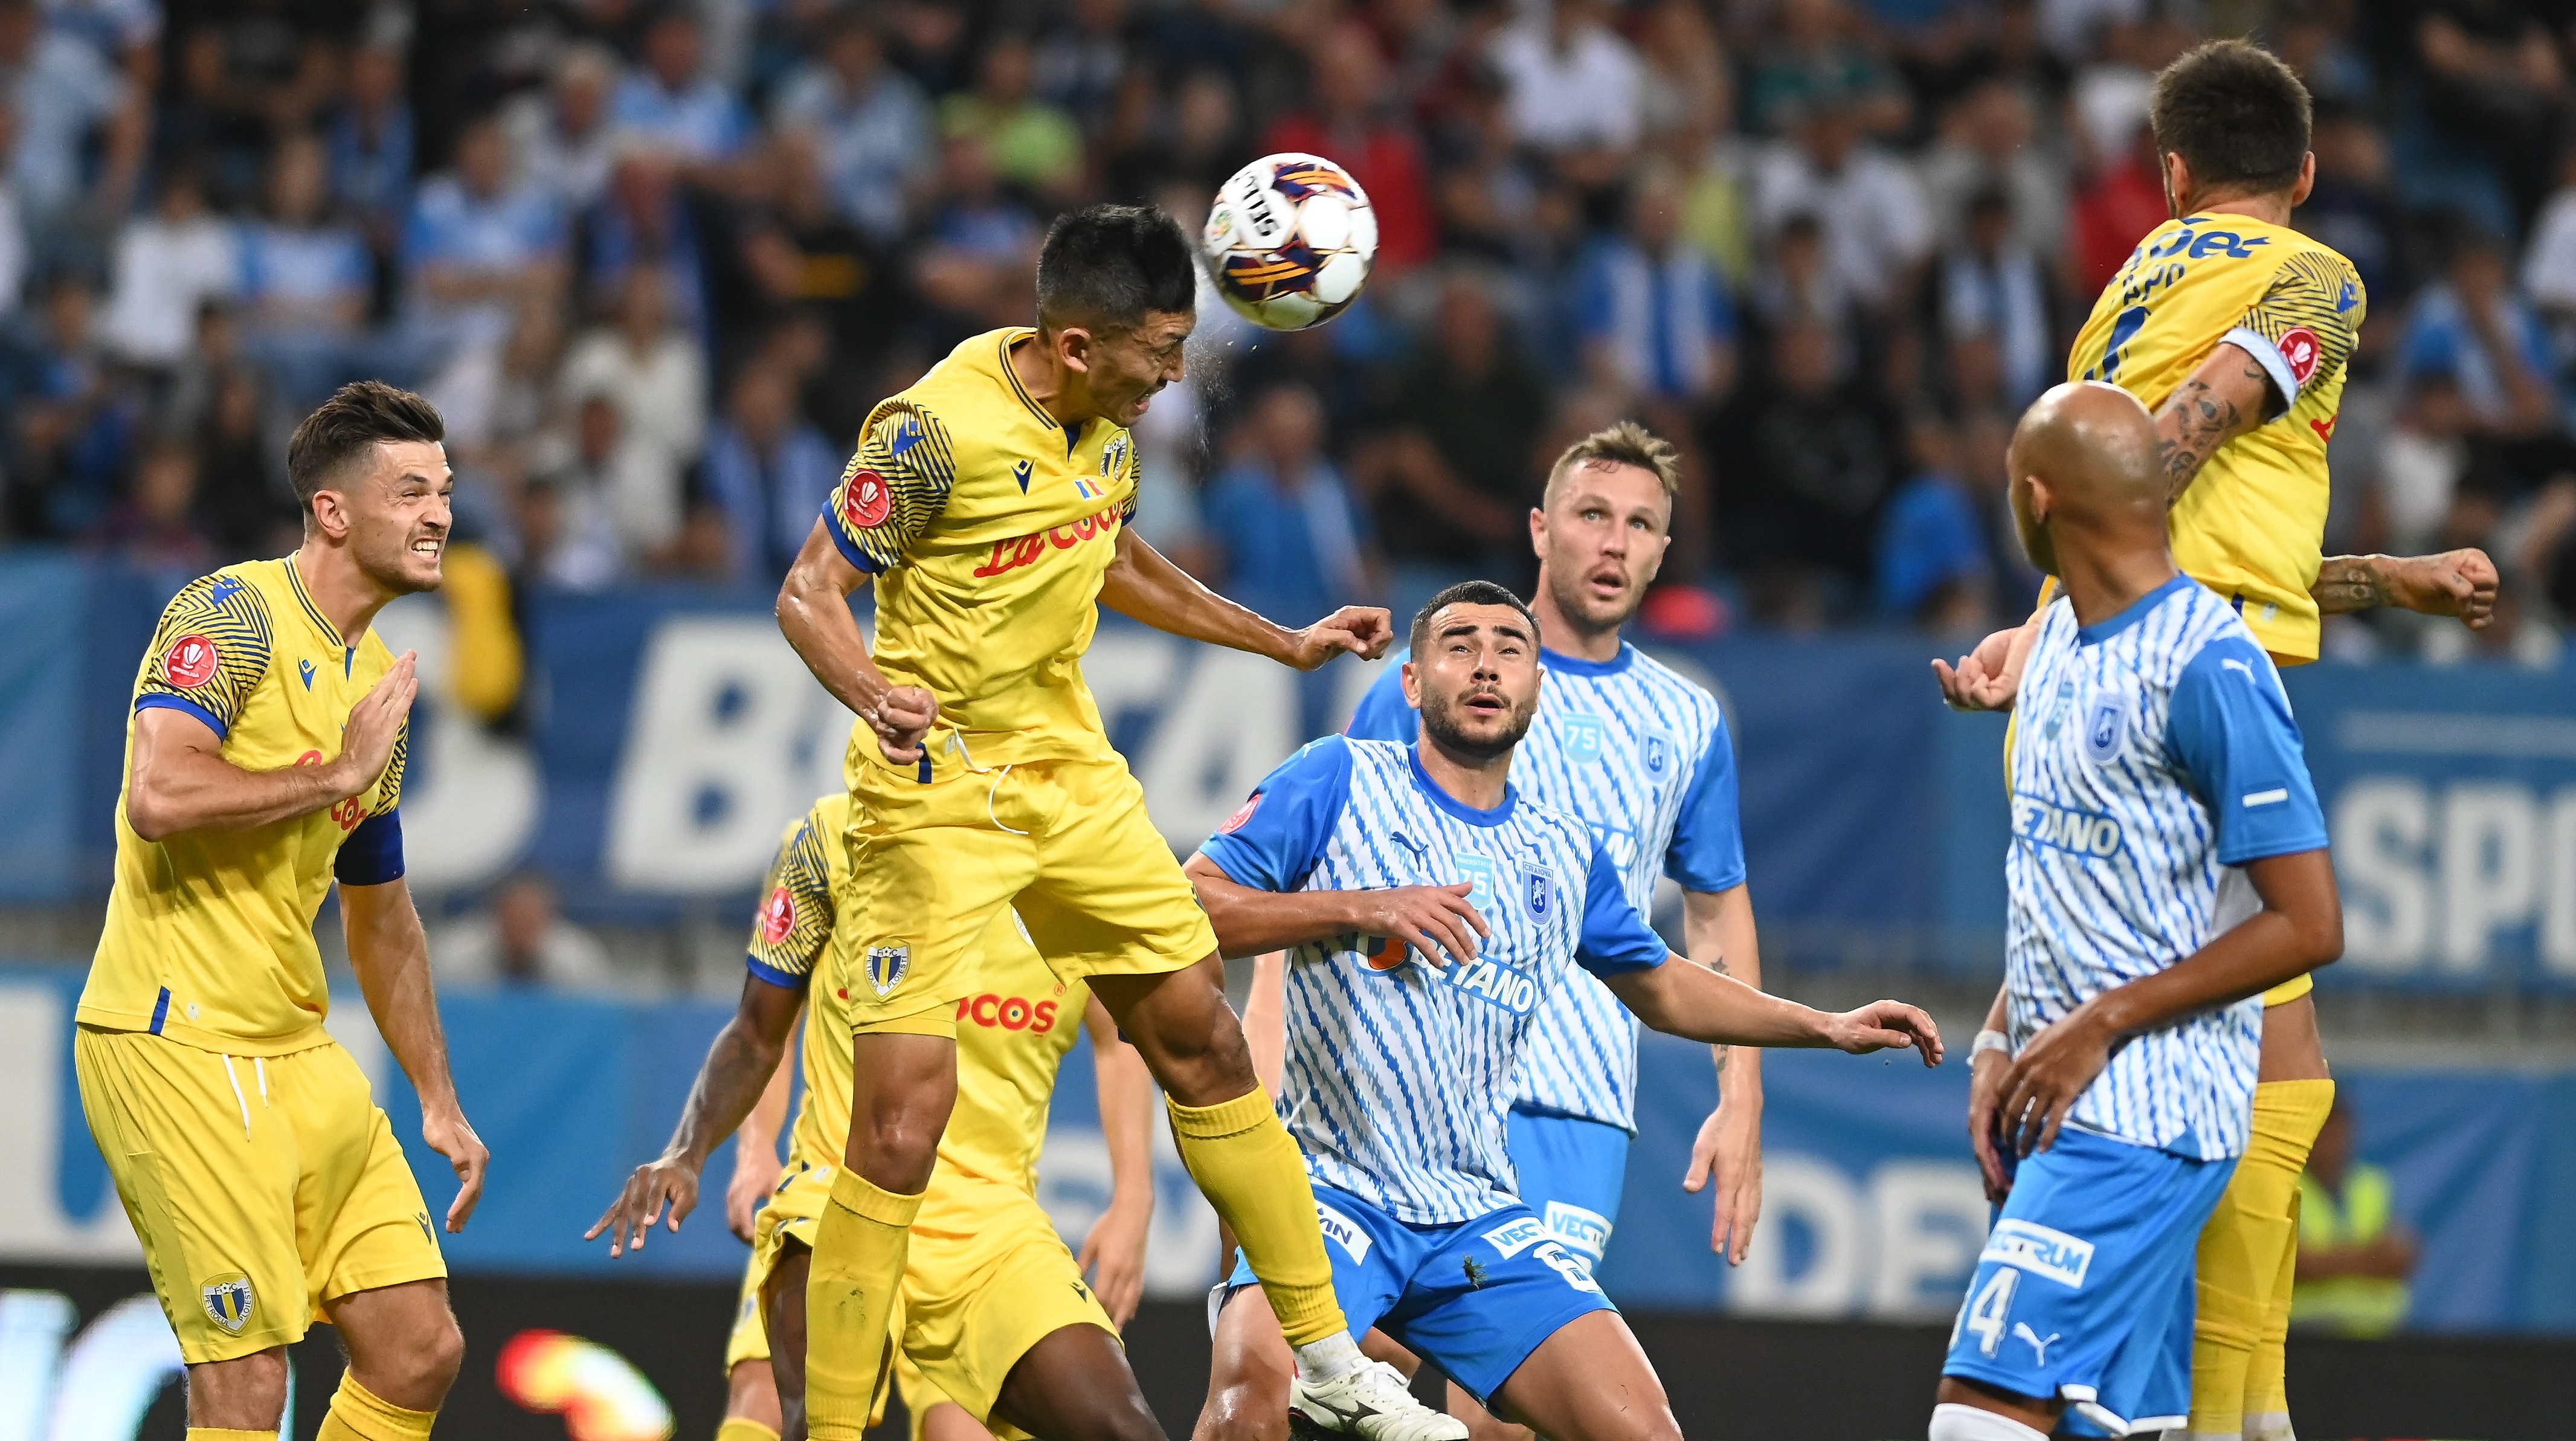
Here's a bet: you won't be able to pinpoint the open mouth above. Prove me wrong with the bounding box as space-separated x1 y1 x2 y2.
1585 567 1628 600
411 537 445 563
1460 689 1509 719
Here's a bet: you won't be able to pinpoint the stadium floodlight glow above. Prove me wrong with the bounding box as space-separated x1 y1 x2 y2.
0 1289 292 1441
495 1328 675 1441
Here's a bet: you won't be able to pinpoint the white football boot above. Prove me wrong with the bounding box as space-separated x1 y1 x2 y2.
1289 1359 1470 1441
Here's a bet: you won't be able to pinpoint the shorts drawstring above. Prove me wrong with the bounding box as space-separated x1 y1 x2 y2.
988 764 1028 835
221 1056 253 1137
253 1056 269 1108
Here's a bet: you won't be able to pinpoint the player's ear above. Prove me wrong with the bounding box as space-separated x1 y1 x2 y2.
2289 151 2316 208
1400 659 1421 709
309 488 350 542
1527 506 1546 559
1054 324 1093 378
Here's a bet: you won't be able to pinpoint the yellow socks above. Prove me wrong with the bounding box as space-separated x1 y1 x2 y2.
187 1431 277 1440
315 1373 436 1441
1167 1088 1348 1347
805 1167 923 1440
2188 1078 2334 1436
715 1422 782 1441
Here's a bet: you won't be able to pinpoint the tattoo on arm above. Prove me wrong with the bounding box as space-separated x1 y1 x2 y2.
2154 364 2267 504
1707 953 1731 1072
2312 555 2390 615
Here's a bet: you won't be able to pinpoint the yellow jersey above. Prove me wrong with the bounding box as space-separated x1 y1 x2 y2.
2067 213 2366 662
79 558 409 1055
749 795 1091 1223
822 327 1142 772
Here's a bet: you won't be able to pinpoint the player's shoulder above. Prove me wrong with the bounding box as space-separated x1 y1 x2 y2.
163 562 280 625
1615 645 1725 723
808 789 852 838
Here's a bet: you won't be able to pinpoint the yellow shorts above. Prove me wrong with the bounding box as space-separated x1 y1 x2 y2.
748 1161 1115 1425
832 750 1218 1032
73 1027 445 1364
725 1239 771 1371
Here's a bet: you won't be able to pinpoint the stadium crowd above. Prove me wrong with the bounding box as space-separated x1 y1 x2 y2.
6 0 2576 656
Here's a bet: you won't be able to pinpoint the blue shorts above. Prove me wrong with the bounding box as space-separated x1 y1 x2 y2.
1225 1185 1615 1404
1942 1127 2237 1437
1505 1106 1629 1263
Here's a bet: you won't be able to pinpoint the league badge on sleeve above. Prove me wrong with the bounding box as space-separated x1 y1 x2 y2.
759 886 797 946
164 634 220 690
843 470 892 530
2279 327 2322 387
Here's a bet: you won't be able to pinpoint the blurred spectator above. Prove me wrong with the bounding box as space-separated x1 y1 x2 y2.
736 130 906 411
1101 66 1241 205
1573 166 1737 408
2292 1097 2416 1338
404 113 566 377
1745 0 1903 137
2406 1 2562 230
771 8 934 244
1919 75 2066 259
612 5 753 172
1362 271 1549 595
434 293 565 468
503 42 621 214
1752 96 1933 311
1938 188 2051 407
2304 102 2401 308
697 361 838 582
1634 0 1728 144
939 31 1081 199
434 872 618 993
237 132 375 407
1032 0 1133 134
93 433 213 571
1712 320 1893 625
1263 24 1437 276
1487 0 1645 158
2374 376 2473 558
2068 121 2166 295
560 265 706 561
1747 213 1857 366
912 132 1040 338
4 269 132 539
0 0 135 224
0 106 23 319
1876 411 1994 631
579 146 709 341
327 41 413 248
101 166 236 370
1674 84 1755 288
1203 383 1382 627
521 396 633 590
194 358 296 556
2397 227 2558 444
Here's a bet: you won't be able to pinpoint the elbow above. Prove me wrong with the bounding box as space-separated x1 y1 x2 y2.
2301 906 2345 974
124 782 178 843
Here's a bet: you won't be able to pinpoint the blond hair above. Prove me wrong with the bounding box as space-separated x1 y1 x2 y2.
1542 419 1682 510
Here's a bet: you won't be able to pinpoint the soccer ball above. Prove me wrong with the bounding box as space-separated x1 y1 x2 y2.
1201 153 1379 331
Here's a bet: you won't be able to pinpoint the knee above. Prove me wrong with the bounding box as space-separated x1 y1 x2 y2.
410 1313 466 1399
846 1111 942 1189
1196 1381 1291 1441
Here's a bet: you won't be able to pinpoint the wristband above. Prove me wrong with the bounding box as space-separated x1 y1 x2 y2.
1972 1028 2011 1060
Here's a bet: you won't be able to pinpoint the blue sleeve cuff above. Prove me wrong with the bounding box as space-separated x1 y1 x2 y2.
746 955 808 991
1664 724 1747 892
334 809 405 886
135 692 228 740
822 497 887 574
1575 840 1669 977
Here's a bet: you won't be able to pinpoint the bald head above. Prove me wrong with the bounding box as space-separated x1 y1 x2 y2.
2007 381 2163 577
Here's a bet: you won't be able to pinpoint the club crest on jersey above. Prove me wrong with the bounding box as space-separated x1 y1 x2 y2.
863 944 910 997
1102 432 1130 482
2082 693 2129 766
164 634 221 689
759 885 797 946
1522 865 1556 920
2278 326 2322 386
843 469 892 529
201 1272 255 1333
1644 731 1671 775
1563 714 1605 764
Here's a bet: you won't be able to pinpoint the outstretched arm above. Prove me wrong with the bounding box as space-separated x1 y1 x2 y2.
2312 549 2498 628
1997 847 2341 1156
1078 995 1156 1326
1603 959 1943 1062
1100 526 1394 670
724 1022 797 1242
343 876 487 1233
588 974 805 1256
1180 851 1490 964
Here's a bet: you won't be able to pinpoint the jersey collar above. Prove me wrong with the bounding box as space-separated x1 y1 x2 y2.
1407 744 1518 828
2076 572 2197 646
997 329 1058 431
280 554 349 651
1539 642 1634 678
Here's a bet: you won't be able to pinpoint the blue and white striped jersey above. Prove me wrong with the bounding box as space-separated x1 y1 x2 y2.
2008 575 2327 1161
1347 645 1742 1129
1196 737 1671 1224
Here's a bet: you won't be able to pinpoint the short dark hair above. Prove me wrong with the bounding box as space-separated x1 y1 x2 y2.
1410 580 1541 656
288 380 445 517
1035 204 1197 334
2150 40 2311 198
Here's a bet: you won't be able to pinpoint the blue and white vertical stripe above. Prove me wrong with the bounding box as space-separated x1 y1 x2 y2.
1197 737 1652 1225
1347 644 1742 1130
2008 578 2292 1161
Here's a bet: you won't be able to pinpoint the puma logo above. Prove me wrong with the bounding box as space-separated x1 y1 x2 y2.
2014 1323 2061 1365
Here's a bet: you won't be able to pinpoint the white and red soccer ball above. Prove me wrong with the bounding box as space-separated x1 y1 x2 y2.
1200 153 1379 332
